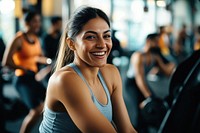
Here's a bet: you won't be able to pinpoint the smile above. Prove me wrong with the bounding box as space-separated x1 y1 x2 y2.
91 51 106 56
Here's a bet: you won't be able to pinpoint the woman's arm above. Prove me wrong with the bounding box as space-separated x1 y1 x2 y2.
154 54 175 77
2 37 26 71
35 39 52 65
107 65 137 133
48 70 117 133
132 53 152 98
35 56 52 65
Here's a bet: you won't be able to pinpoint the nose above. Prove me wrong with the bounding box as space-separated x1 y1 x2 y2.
96 37 106 48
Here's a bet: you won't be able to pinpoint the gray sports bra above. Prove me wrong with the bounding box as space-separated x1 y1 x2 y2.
39 63 112 133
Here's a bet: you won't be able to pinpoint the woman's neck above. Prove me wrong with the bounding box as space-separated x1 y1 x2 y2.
73 60 100 85
24 31 37 44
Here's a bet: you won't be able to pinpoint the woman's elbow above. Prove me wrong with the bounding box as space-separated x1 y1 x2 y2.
1 58 7 66
2 57 12 68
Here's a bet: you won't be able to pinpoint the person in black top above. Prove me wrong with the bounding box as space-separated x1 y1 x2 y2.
43 16 62 60
41 16 62 84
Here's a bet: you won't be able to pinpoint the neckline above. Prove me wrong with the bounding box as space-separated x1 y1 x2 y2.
23 32 36 44
94 72 109 106
69 63 109 106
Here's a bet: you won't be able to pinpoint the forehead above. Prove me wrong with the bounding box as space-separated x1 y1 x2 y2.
81 17 110 33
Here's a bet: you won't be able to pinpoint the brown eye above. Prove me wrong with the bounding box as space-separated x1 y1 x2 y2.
104 35 111 39
85 35 96 40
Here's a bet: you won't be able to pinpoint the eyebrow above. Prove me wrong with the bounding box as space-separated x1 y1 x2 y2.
84 30 111 35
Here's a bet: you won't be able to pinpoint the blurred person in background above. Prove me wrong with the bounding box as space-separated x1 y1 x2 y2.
42 16 62 85
43 16 62 60
158 26 171 57
173 24 191 63
166 25 175 49
39 6 137 133
194 26 200 51
2 10 51 133
125 33 175 132
158 26 177 64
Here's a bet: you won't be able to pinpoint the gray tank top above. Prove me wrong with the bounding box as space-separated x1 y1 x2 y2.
39 63 112 133
127 53 156 78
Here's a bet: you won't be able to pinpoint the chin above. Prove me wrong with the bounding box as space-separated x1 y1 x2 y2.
98 63 106 68
34 29 40 33
95 61 107 68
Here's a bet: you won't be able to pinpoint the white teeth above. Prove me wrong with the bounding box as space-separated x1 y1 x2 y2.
92 52 105 56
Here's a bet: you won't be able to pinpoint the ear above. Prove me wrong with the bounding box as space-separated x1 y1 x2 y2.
66 37 76 51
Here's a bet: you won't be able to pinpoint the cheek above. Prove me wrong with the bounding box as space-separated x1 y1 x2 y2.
79 41 93 51
107 41 112 51
82 45 93 55
76 43 90 56
35 22 41 28
109 42 113 48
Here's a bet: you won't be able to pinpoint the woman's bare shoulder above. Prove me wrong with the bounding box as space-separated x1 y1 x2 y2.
132 51 143 59
47 65 92 108
100 64 121 92
49 66 78 88
47 66 89 101
130 52 143 65
13 31 24 43
100 64 119 74
8 33 22 48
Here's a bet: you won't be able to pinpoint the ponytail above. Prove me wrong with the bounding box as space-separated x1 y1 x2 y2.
54 31 74 72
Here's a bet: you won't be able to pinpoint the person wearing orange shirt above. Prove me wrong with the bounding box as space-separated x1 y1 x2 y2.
194 26 200 51
2 11 51 133
158 26 170 56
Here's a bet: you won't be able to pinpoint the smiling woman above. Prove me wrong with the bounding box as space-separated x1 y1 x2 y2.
72 17 112 67
39 6 137 133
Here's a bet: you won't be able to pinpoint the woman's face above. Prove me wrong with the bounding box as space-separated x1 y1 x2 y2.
26 15 41 33
73 17 112 67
